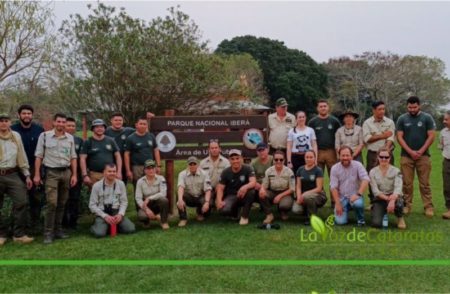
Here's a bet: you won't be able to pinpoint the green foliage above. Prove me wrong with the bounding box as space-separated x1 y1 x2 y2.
216 35 328 113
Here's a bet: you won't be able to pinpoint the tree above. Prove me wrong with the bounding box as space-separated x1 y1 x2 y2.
0 1 55 90
58 4 224 122
216 35 328 113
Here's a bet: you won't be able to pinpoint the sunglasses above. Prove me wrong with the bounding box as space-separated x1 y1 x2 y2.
257 148 266 152
378 156 390 160
274 158 284 162
209 139 219 143
189 162 197 166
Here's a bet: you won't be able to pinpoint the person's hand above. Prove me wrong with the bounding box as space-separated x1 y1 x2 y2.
104 215 115 225
383 130 393 138
33 175 41 187
259 188 267 199
116 173 122 180
335 201 343 216
296 195 304 205
287 162 293 169
237 186 247 198
83 175 92 186
387 200 395 213
145 208 155 220
146 112 155 119
127 171 133 181
156 167 161 175
350 194 360 203
216 200 225 210
114 214 123 224
254 182 261 191
70 175 77 188
273 194 283 204
25 176 33 190
201 202 210 214
177 199 185 211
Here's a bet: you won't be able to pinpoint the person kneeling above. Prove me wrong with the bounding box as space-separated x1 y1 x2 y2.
135 160 170 230
88 163 135 238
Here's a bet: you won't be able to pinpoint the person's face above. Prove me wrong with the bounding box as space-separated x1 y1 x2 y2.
135 119 148 133
104 166 117 181
229 155 242 169
209 142 221 157
273 154 284 167
144 166 156 177
304 151 316 166
188 162 198 173
111 116 124 129
443 114 450 128
317 102 329 116
339 149 352 166
373 105 385 119
378 151 391 166
343 115 354 126
407 103 420 116
65 121 76 135
93 125 105 136
257 147 268 159
276 105 287 116
0 118 11 132
296 113 306 126
19 109 33 126
53 117 66 132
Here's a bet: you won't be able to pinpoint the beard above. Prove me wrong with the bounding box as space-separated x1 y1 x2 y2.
20 118 32 126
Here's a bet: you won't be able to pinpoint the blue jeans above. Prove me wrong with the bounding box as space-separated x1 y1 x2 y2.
334 196 365 225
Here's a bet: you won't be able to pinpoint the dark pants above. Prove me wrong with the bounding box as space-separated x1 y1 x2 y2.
260 190 294 214
218 190 255 219
291 153 305 174
63 178 82 229
367 150 394 202
132 165 145 212
44 168 71 236
178 193 210 220
137 197 169 223
24 167 44 231
292 192 327 216
0 172 28 238
371 197 404 228
443 159 450 209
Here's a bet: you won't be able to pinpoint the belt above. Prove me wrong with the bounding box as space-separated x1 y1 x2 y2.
0 167 19 176
45 166 69 171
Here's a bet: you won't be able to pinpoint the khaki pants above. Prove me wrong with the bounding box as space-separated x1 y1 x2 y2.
132 165 145 211
259 190 294 215
400 156 433 210
317 149 337 176
442 159 450 209
292 192 327 215
88 171 104 186
44 168 71 235
0 172 28 237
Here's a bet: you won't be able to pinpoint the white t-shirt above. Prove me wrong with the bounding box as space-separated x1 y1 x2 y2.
287 127 316 153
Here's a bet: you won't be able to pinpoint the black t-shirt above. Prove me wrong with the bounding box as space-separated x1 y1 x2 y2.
219 165 255 196
296 165 324 193
105 126 135 153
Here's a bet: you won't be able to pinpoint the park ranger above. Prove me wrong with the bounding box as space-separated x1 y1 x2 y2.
268 97 296 153
177 156 212 227
80 119 121 187
88 163 135 237
0 113 34 245
34 113 77 244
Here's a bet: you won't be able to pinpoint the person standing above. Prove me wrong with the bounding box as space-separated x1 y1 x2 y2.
268 98 296 153
438 110 450 220
335 110 364 163
80 119 121 187
0 113 34 245
396 96 436 217
362 101 396 202
11 104 44 234
287 111 317 173
34 113 78 244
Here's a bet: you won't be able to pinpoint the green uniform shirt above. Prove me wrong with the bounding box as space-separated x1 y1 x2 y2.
125 132 157 166
308 115 341 150
251 156 273 184
81 137 119 172
396 112 436 157
296 165 324 193
105 127 135 153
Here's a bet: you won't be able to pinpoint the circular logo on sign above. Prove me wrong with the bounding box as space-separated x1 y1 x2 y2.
156 131 176 153
243 128 264 150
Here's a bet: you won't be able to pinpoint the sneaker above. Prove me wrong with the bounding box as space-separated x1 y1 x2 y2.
196 214 205 222
178 220 187 227
280 212 289 221
425 207 434 218
239 217 249 225
161 223 170 230
397 217 407 230
403 207 411 215
357 221 366 227
43 235 53 245
263 213 274 224
54 232 70 239
442 209 450 219
13 235 34 244
0 237 7 246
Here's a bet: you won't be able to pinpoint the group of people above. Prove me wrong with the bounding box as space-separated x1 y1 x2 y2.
0 95 449 245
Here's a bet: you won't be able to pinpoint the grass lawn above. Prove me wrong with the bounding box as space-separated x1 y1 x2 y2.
0 138 449 293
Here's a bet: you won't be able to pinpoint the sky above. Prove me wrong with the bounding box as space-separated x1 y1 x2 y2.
52 1 450 76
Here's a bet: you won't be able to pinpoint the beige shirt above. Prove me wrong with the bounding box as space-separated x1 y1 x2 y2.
135 175 167 207
335 125 363 152
177 168 212 197
438 127 450 159
0 131 30 176
268 112 296 149
369 165 403 198
199 155 230 188
35 130 77 168
262 165 295 192
362 116 395 152
89 179 128 218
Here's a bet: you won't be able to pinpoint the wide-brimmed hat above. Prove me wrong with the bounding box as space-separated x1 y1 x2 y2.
339 110 359 121
90 118 107 130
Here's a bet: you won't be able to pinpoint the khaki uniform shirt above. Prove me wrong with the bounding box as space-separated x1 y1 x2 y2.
177 168 212 197
89 179 128 218
262 165 295 192
199 155 230 188
135 175 167 207
362 116 395 152
35 130 77 168
438 127 450 159
268 112 296 149
369 165 403 198
0 131 30 176
335 125 363 152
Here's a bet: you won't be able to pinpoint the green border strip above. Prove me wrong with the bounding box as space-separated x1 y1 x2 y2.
0 260 449 266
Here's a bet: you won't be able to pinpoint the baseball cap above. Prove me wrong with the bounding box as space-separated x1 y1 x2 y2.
275 98 288 107
228 149 242 157
144 159 156 168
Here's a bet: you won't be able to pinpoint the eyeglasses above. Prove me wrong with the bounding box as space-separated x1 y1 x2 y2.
378 156 390 160
188 162 197 166
274 158 284 162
